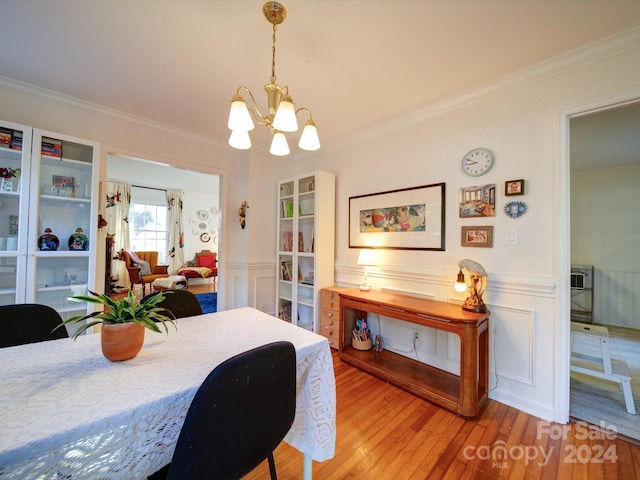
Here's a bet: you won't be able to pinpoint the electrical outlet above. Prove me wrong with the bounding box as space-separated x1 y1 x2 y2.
413 328 420 340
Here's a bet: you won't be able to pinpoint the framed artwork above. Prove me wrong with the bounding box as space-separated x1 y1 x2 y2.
459 184 496 218
505 179 525 196
349 182 445 250
461 226 493 248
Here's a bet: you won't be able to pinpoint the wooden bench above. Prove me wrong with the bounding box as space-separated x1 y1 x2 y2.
570 322 636 415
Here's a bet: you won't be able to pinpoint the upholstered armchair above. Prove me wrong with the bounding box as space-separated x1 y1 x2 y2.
119 250 169 294
178 250 218 290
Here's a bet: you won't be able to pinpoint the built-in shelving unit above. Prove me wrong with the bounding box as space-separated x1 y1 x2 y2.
276 171 335 332
0 119 99 330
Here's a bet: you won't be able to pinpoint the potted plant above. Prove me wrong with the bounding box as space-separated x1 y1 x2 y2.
56 290 177 362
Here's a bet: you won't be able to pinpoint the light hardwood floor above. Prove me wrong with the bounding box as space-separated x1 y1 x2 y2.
243 350 640 480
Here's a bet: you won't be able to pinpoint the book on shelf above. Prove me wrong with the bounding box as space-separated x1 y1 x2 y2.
11 131 22 150
41 137 62 157
281 199 294 218
279 300 292 322
280 260 292 281
282 231 293 251
298 232 304 252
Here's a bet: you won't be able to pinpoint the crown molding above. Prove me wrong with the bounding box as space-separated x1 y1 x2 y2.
327 26 640 153
0 74 227 149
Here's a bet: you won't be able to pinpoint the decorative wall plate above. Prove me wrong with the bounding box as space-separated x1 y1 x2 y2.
504 201 527 218
197 210 209 220
198 222 207 230
200 232 211 242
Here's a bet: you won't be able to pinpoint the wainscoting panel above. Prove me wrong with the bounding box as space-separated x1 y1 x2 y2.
489 304 536 386
594 269 640 329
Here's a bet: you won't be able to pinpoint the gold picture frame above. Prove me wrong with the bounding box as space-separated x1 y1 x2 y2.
461 225 493 248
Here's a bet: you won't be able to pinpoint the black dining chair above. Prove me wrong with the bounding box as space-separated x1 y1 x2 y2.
142 289 203 319
0 303 68 348
149 341 297 480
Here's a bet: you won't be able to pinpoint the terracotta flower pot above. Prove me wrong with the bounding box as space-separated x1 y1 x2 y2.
101 323 145 362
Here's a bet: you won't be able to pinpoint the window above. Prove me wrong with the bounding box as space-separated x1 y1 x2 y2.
129 187 168 264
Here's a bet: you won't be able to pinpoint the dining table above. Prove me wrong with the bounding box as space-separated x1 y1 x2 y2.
0 307 336 480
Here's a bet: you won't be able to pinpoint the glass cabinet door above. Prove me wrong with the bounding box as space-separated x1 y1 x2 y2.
26 130 99 324
0 120 32 305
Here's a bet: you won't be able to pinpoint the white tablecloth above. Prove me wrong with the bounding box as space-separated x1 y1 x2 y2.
0 307 336 479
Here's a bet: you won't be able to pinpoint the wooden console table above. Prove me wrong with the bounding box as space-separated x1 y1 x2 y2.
339 288 489 417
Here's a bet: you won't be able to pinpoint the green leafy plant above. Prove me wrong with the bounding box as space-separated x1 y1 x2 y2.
56 290 177 340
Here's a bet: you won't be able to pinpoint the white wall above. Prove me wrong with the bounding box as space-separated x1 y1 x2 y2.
289 32 640 421
571 163 640 327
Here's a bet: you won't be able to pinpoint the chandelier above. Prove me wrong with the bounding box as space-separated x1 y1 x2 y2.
227 2 320 156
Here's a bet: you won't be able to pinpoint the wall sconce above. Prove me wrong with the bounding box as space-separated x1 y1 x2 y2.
455 259 488 313
357 249 377 291
238 201 249 229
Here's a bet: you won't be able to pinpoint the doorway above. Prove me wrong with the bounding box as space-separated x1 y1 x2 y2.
106 154 222 298
568 100 640 439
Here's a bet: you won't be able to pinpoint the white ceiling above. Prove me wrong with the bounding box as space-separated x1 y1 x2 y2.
1 1 640 163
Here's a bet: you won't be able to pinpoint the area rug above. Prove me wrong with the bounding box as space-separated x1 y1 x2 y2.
195 292 217 314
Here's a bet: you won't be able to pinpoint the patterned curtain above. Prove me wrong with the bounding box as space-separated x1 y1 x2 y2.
167 189 185 275
105 182 131 253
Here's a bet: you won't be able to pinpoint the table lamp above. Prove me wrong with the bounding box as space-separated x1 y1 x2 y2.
357 249 377 291
455 259 488 313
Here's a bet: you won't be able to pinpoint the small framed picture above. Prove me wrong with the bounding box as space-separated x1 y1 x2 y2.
505 179 525 196
461 226 493 248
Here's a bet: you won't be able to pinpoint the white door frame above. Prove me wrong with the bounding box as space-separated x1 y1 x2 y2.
554 88 640 423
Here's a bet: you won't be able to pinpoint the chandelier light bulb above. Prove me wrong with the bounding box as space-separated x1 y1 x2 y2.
228 129 252 150
228 95 255 131
272 94 298 132
298 120 320 151
270 131 290 156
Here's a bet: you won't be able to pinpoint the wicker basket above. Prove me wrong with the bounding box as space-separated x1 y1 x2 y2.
352 338 372 351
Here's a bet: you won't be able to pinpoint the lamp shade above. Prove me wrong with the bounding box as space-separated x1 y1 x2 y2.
228 95 255 131
272 94 298 132
228 129 252 150
270 132 290 156
357 249 378 266
298 120 320 151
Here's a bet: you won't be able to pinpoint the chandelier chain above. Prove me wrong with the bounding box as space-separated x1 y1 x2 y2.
271 23 278 83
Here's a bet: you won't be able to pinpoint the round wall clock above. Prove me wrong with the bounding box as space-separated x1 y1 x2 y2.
461 148 494 176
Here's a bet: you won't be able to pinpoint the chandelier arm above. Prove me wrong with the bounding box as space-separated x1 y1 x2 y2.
295 106 314 120
236 86 270 125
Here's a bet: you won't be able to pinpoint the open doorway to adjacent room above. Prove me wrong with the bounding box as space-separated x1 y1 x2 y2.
569 100 640 439
106 154 221 298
